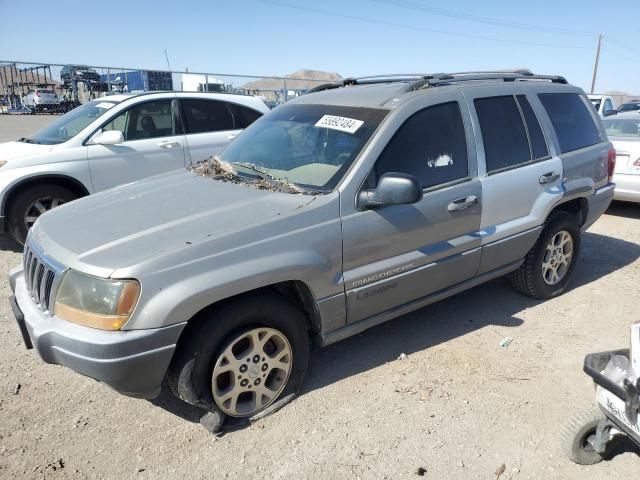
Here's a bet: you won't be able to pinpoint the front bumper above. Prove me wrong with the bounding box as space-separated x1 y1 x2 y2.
582 183 615 231
9 267 186 399
613 173 640 203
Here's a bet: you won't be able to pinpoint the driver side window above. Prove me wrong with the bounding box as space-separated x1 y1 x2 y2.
370 102 470 189
102 100 175 141
102 111 129 135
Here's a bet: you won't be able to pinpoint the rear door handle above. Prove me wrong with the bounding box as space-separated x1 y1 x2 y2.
228 133 239 140
539 171 560 184
448 195 478 212
158 141 181 149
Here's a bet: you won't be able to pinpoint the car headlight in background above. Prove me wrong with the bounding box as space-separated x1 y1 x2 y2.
53 270 140 330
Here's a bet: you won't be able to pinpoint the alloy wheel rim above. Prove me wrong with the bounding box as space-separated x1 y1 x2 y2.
211 327 292 417
24 197 66 229
542 230 573 286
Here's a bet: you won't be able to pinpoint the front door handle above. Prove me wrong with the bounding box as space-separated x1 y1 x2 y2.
158 141 181 149
228 133 239 140
448 195 478 212
539 171 560 184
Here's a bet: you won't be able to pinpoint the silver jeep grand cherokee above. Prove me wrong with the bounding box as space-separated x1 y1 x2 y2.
10 71 615 423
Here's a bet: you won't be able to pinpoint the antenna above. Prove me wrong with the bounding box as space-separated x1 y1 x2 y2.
164 49 172 71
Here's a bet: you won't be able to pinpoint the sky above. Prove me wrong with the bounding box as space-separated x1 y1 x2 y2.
0 0 639 94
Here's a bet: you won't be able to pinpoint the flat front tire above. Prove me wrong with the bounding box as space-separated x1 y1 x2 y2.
167 293 310 420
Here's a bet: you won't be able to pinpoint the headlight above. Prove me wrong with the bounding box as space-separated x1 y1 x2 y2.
53 270 140 330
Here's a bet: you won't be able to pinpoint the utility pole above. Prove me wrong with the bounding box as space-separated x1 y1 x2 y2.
590 34 602 94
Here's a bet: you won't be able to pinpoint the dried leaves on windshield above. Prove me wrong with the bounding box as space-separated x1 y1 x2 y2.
188 157 303 194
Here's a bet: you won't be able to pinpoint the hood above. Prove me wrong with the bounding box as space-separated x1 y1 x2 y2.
30 170 317 277
0 141 54 160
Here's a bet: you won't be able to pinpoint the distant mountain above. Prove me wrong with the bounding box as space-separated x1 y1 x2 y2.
242 69 342 91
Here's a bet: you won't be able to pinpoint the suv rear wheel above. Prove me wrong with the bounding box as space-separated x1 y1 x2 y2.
8 184 78 245
167 293 310 421
511 211 581 299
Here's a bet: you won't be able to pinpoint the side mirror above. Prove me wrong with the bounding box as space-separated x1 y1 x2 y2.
90 130 124 145
357 172 423 210
603 109 617 117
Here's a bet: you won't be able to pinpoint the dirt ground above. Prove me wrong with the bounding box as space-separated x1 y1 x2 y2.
0 115 639 479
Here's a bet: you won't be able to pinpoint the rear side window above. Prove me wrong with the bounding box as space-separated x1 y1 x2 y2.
516 95 549 159
538 93 601 153
228 103 263 128
374 102 469 189
181 99 235 133
475 96 531 172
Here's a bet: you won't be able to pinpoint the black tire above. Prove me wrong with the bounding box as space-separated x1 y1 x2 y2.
8 184 77 245
167 292 311 420
561 406 606 465
510 211 581 299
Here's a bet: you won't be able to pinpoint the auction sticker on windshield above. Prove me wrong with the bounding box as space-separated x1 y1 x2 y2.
95 102 115 109
315 115 364 134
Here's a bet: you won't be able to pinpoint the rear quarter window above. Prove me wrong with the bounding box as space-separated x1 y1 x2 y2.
538 93 602 153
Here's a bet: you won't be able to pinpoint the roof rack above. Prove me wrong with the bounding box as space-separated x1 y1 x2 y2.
309 69 568 93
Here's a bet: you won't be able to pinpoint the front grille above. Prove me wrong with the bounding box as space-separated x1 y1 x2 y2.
23 241 65 314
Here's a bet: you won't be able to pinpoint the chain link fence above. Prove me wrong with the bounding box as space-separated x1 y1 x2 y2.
0 61 333 114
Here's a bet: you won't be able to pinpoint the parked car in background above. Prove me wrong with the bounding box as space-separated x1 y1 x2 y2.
23 88 60 113
9 71 614 427
0 91 269 243
587 94 617 117
60 65 108 92
602 112 640 202
617 101 640 113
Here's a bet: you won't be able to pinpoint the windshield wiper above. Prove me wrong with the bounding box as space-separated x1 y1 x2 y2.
230 162 301 194
17 137 36 143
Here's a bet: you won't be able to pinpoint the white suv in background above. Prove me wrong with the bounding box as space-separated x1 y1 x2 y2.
23 88 61 113
0 92 269 243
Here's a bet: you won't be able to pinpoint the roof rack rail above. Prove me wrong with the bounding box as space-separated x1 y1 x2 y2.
307 69 567 93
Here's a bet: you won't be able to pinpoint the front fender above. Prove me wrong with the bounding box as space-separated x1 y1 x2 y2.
0 164 93 216
125 249 339 330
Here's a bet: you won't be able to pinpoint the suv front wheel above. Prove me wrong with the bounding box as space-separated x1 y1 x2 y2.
167 293 310 422
511 211 581 299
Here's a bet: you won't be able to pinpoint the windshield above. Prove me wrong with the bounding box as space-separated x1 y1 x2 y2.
25 101 118 145
618 103 640 112
218 103 389 191
603 118 640 138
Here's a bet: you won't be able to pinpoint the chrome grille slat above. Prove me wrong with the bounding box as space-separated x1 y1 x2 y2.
42 271 55 308
21 240 66 314
34 264 45 304
28 256 38 293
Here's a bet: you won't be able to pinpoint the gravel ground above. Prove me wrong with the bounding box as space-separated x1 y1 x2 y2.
0 115 639 479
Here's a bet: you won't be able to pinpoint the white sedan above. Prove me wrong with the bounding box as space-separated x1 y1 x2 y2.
0 91 269 243
602 112 640 203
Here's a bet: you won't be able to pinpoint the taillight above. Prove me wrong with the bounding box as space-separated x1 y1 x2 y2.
634 158 640 168
35 92 41 97
608 148 616 182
